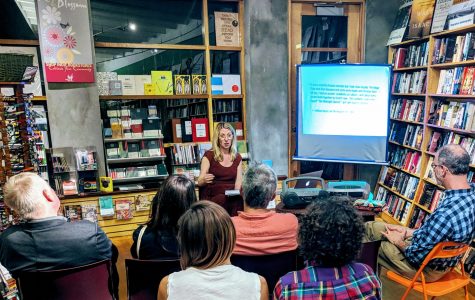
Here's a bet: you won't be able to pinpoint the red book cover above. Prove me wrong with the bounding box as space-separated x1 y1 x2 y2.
191 118 209 142
232 122 244 140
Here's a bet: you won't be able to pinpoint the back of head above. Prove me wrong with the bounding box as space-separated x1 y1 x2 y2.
3 172 50 219
178 200 236 269
437 144 470 175
149 175 197 231
242 162 277 208
299 196 363 267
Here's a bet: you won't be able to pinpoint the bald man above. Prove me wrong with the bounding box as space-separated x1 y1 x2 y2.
365 144 475 282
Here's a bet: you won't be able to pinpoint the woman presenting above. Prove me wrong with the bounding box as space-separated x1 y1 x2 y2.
197 122 243 216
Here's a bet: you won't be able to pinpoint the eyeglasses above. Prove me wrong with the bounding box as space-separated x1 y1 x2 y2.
431 163 443 169
219 134 233 140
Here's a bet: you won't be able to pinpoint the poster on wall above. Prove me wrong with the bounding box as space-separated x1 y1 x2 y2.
214 12 240 47
36 0 95 83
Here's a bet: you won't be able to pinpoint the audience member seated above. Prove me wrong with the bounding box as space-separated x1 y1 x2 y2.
0 173 118 291
130 175 197 260
364 144 475 282
158 201 268 300
232 163 298 255
274 196 382 299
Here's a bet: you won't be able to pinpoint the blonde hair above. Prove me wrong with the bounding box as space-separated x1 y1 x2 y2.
212 122 238 162
3 172 50 219
177 201 236 269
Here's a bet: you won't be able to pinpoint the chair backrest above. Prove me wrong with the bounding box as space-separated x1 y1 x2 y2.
17 259 114 300
420 241 469 270
355 240 381 272
125 258 181 300
230 250 302 293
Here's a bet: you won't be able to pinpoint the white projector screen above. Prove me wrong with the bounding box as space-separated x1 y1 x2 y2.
295 64 391 165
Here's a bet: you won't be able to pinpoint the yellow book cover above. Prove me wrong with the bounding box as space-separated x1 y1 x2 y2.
151 71 173 95
111 123 123 139
408 0 435 38
174 75 191 95
144 83 156 95
192 75 207 95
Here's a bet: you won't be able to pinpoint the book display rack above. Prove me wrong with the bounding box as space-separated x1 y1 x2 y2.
381 24 475 285
96 0 247 186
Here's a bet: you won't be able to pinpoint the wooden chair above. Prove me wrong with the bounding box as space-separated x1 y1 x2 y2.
386 241 470 300
230 250 303 295
125 258 181 300
355 240 381 273
17 259 114 300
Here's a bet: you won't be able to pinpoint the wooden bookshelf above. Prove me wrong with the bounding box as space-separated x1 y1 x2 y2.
393 66 428 72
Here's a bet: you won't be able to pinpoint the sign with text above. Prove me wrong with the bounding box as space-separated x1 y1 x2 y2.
214 12 240 47
36 0 95 83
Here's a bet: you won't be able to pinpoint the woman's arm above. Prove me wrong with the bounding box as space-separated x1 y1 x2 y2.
158 275 169 300
259 275 269 300
197 157 214 187
234 160 243 190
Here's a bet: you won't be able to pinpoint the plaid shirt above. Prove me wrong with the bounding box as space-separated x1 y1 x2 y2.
273 262 382 300
405 183 475 270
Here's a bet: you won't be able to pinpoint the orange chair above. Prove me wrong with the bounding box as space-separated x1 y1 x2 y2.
386 241 470 300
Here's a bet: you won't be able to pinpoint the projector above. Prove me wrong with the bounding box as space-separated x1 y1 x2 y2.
281 177 328 209
326 181 370 200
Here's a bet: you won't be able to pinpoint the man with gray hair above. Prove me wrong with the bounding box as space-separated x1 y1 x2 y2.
365 144 475 282
232 162 298 255
0 173 115 280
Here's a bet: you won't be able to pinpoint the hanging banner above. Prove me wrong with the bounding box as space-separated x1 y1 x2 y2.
36 0 95 83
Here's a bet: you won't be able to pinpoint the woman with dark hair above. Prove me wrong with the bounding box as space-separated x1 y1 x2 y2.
158 201 268 299
130 175 197 260
274 196 382 299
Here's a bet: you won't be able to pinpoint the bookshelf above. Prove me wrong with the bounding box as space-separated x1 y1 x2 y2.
96 0 247 186
382 24 475 285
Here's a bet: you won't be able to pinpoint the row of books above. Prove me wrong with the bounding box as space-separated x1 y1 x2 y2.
52 176 78 197
388 147 422 175
391 70 427 94
408 207 428 229
432 33 475 65
426 131 475 164
380 166 419 200
105 140 165 159
390 98 424 123
427 100 475 131
0 263 18 299
106 105 159 119
418 183 443 212
98 194 152 218
436 67 475 95
213 99 242 114
167 143 211 165
214 114 241 123
376 186 410 224
389 123 423 150
63 204 98 223
393 41 429 68
109 164 168 180
166 99 207 106
168 118 211 143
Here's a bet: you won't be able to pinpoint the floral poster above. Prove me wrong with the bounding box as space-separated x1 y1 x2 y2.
36 0 95 83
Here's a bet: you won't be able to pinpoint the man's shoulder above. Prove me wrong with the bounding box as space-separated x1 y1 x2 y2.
273 211 299 224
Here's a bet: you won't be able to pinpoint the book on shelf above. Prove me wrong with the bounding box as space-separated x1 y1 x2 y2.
181 119 193 143
171 118 183 143
427 131 442 153
108 80 122 96
81 204 98 222
117 75 137 95
115 198 134 220
392 70 427 94
387 0 412 45
144 83 157 95
64 205 82 222
191 118 209 142
97 72 118 96
446 0 475 30
214 11 240 47
430 0 453 34
135 75 152 95
192 75 207 94
232 121 244 140
393 42 429 68
407 0 435 38
151 71 173 95
211 74 241 95
174 75 191 95
127 142 140 158
143 119 161 138
135 194 152 212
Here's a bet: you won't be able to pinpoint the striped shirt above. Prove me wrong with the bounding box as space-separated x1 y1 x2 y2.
273 262 382 300
405 183 475 270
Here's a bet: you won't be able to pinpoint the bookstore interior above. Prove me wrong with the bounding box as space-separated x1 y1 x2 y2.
0 0 475 298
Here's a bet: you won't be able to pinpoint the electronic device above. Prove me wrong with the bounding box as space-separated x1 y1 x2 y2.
326 181 370 200
281 177 328 209
99 176 113 193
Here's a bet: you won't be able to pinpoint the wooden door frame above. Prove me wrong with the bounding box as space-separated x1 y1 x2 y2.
287 0 366 178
